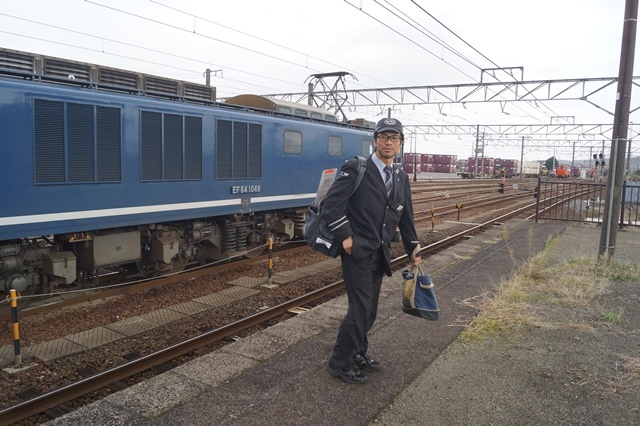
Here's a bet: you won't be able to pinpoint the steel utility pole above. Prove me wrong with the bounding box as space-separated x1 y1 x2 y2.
599 0 638 258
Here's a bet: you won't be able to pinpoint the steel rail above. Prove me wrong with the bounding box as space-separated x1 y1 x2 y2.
0 201 542 425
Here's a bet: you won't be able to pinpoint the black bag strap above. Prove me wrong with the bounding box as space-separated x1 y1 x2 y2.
350 155 367 197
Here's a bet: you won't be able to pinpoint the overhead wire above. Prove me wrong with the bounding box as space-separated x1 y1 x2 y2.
0 12 304 94
148 0 399 90
409 0 564 123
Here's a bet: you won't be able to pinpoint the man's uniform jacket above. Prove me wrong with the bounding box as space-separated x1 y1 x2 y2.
322 155 420 276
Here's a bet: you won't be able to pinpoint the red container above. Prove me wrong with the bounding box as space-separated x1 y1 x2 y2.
570 166 581 177
505 159 519 168
403 163 414 173
420 163 433 173
442 155 457 165
420 154 435 164
403 153 419 164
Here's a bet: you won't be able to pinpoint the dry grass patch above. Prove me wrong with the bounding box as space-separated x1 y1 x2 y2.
459 233 637 343
607 354 640 394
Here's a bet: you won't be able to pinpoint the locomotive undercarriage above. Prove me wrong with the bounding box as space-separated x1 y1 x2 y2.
1 209 306 294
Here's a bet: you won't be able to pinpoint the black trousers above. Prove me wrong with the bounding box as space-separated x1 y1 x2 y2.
329 249 384 370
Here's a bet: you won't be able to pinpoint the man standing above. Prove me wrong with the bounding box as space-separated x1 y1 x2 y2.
323 117 422 384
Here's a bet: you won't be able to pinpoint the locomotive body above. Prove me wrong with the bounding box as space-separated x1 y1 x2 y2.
0 62 374 292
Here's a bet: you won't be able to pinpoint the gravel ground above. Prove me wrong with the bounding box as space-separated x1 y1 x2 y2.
374 224 640 425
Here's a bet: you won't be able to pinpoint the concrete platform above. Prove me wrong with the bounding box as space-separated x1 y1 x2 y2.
43 219 582 426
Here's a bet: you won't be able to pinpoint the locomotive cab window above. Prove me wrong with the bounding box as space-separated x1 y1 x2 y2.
361 139 373 156
283 130 302 154
328 135 342 156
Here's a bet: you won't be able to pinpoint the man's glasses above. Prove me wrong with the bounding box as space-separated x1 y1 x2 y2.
377 134 402 142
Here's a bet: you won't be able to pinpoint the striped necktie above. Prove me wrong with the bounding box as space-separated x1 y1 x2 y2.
384 166 393 197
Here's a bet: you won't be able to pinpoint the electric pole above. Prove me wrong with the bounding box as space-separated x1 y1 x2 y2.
599 0 638 258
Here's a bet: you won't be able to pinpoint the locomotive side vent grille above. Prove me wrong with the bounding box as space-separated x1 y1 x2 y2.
216 120 233 179
67 103 96 182
96 106 122 182
141 111 163 181
185 116 203 180
233 121 248 178
34 99 122 184
248 123 262 178
44 59 91 81
141 111 203 181
34 99 66 183
164 114 184 180
99 68 139 89
0 50 34 72
215 120 262 180
145 76 179 95
184 83 215 100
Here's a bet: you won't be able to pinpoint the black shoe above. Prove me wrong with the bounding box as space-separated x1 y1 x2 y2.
354 354 382 370
327 362 367 384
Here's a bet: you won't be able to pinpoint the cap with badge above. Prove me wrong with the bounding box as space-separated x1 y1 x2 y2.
374 118 403 136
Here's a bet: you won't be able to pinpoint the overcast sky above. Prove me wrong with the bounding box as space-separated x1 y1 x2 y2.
1 0 637 162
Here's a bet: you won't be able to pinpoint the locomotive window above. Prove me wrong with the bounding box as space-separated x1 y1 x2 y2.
328 136 342 156
216 119 262 180
325 114 337 122
284 130 302 154
34 99 121 184
310 112 322 120
294 109 308 117
141 111 203 181
361 139 373 156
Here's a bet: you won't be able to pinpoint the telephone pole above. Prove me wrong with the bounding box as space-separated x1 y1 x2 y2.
599 0 638 258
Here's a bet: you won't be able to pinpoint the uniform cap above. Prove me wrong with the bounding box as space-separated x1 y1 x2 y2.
374 118 403 135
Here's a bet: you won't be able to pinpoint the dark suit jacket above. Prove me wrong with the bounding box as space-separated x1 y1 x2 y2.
322 155 420 276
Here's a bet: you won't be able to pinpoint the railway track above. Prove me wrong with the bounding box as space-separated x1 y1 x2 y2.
0 200 540 425
0 182 582 424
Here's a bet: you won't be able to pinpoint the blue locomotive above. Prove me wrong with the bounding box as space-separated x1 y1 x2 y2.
0 48 374 293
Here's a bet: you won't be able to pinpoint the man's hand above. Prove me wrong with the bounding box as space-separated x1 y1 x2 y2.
342 236 353 255
412 256 421 267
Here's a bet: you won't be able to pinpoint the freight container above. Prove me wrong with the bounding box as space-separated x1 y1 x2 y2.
570 166 581 177
441 155 457 165
403 162 414 174
521 161 541 176
420 163 434 173
420 154 435 164
403 153 420 164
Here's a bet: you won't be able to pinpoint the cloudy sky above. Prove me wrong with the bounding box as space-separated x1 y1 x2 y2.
1 0 637 162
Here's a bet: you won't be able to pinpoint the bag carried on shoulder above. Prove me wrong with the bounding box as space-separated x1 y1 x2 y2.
304 200 341 257
401 265 439 320
304 156 367 258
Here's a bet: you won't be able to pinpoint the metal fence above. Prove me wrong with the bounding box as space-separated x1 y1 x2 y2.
535 178 640 228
